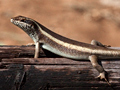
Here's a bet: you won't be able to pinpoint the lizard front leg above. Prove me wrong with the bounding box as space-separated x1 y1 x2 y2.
34 42 40 58
89 55 111 86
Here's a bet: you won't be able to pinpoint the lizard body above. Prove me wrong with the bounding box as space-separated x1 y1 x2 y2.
11 16 120 85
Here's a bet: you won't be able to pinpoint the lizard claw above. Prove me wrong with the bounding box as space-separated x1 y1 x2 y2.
97 72 111 86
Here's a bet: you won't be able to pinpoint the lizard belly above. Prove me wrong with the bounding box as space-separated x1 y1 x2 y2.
42 44 89 60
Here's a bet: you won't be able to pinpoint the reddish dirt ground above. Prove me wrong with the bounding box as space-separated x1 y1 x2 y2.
0 0 120 47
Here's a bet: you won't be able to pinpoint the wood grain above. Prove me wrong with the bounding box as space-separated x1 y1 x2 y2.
0 45 120 90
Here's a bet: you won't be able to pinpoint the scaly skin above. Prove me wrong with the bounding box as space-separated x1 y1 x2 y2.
11 15 120 86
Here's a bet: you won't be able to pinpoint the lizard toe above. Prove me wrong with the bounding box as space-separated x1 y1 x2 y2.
97 72 106 80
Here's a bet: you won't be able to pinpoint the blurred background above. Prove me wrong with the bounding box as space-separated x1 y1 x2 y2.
0 0 120 46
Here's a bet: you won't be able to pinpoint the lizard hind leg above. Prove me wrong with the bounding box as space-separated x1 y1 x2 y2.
91 40 111 47
88 55 111 86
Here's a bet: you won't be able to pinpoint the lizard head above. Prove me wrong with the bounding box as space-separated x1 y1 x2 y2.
11 16 41 42
11 15 38 31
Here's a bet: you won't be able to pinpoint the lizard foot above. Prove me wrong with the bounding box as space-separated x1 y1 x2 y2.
97 72 106 79
97 72 111 86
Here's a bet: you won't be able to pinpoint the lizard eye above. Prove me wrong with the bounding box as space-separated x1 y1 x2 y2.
20 19 31 24
21 19 25 22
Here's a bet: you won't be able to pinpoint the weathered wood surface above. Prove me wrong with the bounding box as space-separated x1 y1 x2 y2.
0 45 60 58
0 45 44 58
0 45 120 90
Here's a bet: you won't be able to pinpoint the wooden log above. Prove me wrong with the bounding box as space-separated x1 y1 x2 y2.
0 45 120 90
0 45 60 58
0 58 120 90
0 45 36 58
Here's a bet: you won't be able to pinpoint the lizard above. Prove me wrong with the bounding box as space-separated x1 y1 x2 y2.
11 15 120 86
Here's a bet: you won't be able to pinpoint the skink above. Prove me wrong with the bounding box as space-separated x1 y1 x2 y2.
11 16 120 86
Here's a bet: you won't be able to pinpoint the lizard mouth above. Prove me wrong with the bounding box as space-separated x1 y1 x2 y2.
10 17 21 26
10 18 17 25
